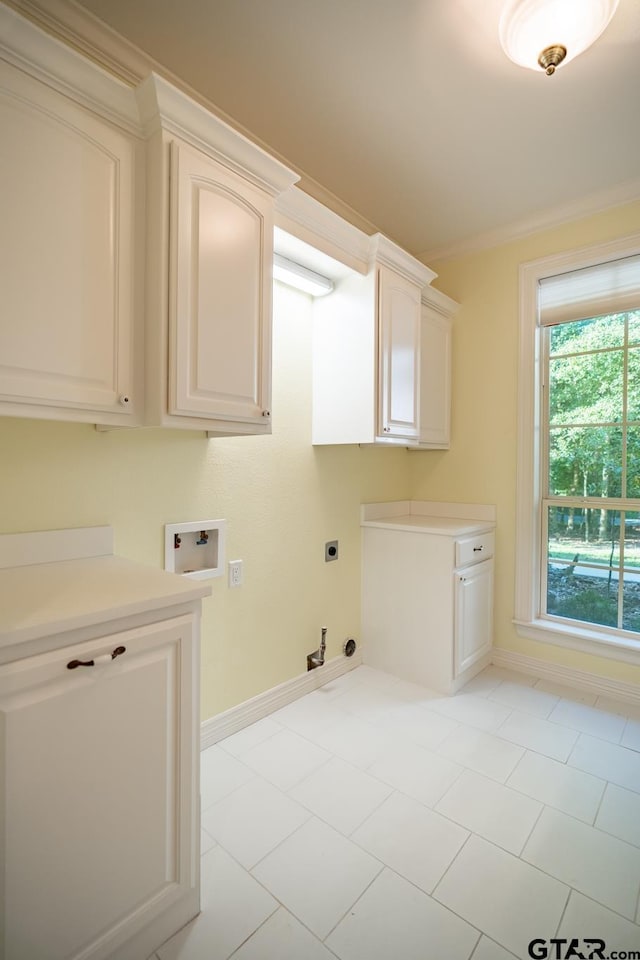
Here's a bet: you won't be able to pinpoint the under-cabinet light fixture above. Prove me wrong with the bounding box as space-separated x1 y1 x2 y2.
499 0 619 75
273 253 334 297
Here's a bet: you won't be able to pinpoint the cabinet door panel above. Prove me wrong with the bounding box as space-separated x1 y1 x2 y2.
455 559 494 675
170 141 272 423
0 65 136 418
378 266 421 439
0 616 196 960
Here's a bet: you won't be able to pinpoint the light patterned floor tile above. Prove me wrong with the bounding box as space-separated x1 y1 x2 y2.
326 868 479 960
595 782 640 847
307 712 400 770
201 777 310 868
200 828 216 856
200 746 255 812
230 908 335 960
595 696 640 721
568 733 640 792
437 725 524 782
497 710 579 761
522 806 640 920
622 718 640 752
506 750 606 823
557 891 640 955
251 817 382 938
368 741 463 807
218 717 282 758
462 666 536 697
351 791 468 893
240 728 331 791
435 769 542 854
547 699 626 742
434 835 569 959
375 700 460 751
488 681 559 718
157 846 276 960
289 756 392 835
533 678 597 705
268 694 347 740
424 693 512 732
470 936 517 960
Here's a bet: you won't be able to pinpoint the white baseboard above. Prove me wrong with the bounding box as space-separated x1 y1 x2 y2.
492 648 640 706
200 649 363 750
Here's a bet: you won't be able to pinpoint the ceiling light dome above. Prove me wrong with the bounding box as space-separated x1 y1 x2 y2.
499 0 620 74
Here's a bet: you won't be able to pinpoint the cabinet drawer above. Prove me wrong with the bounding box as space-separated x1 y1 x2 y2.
456 531 495 567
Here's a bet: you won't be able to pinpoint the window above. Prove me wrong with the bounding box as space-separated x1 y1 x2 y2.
515 236 640 660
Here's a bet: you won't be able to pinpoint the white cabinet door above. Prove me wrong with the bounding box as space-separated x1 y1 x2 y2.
455 558 494 675
169 140 273 431
0 63 139 425
419 305 451 447
0 615 198 960
377 266 421 440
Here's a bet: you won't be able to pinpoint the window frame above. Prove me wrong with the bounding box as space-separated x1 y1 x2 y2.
514 233 640 665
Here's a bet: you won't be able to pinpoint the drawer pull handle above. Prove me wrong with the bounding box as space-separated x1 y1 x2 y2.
473 546 484 552
67 645 126 670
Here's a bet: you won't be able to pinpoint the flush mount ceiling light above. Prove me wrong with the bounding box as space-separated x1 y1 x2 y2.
273 253 334 297
499 0 620 75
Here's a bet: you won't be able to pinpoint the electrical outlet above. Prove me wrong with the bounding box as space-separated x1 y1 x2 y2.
228 559 243 588
325 540 339 562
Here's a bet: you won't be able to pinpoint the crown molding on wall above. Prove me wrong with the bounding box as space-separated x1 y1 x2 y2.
419 177 640 266
370 233 437 288
421 284 460 318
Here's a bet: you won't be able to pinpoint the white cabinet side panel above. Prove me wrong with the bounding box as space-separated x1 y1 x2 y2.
362 527 454 691
312 271 376 444
419 308 451 447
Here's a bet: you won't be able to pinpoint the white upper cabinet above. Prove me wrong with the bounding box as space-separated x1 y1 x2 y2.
312 232 457 447
137 74 298 435
0 9 144 427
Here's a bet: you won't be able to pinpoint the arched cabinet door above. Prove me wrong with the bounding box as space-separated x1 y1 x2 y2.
0 62 140 426
168 139 273 432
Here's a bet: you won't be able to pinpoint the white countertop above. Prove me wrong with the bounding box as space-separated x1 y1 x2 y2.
360 500 496 537
0 554 211 650
361 514 495 537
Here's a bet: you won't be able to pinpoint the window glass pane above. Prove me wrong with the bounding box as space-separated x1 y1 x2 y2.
548 426 623 497
549 315 624 355
549 351 623 425
627 428 640 499
547 507 620 628
622 513 640 632
627 310 640 346
627 347 640 422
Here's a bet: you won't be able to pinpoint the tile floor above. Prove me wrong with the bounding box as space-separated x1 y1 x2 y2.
153 665 640 960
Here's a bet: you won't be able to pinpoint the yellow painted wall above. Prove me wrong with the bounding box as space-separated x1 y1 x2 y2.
412 199 640 684
0 282 411 719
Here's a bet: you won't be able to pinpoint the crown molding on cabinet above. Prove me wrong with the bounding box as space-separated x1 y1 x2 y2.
0 2 141 133
137 73 298 198
421 284 461 319
275 186 372 275
370 233 436 288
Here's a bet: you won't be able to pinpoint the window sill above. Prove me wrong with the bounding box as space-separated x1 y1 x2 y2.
514 617 640 666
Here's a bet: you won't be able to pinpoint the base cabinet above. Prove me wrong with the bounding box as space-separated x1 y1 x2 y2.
0 614 199 960
361 512 495 695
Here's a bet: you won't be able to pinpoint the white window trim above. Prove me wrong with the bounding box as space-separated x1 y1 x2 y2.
514 232 640 665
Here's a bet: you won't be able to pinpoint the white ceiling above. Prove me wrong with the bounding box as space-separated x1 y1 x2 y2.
71 0 640 260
